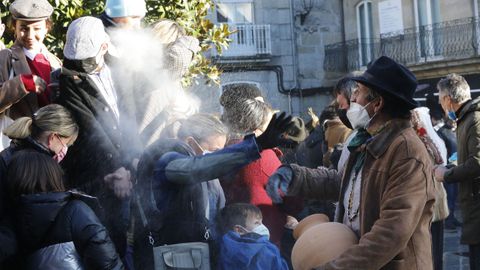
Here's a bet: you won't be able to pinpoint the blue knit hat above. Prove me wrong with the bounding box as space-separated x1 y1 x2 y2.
105 0 146 18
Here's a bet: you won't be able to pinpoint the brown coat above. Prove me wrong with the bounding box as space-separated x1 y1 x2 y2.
289 119 435 270
444 97 480 245
0 42 61 119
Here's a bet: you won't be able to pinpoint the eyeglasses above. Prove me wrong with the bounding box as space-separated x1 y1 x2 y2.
55 134 69 148
191 137 207 153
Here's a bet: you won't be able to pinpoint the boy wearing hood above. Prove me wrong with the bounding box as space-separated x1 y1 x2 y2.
217 203 289 270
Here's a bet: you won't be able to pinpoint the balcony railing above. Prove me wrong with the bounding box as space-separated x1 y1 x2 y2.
214 24 272 59
324 17 480 72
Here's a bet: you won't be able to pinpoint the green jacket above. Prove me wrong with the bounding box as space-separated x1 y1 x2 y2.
444 97 480 245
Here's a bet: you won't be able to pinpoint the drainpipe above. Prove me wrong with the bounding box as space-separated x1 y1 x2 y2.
289 0 300 114
474 0 480 55
340 0 346 64
221 65 295 94
475 0 479 17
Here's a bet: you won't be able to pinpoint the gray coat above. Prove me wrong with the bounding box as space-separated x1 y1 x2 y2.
444 97 480 245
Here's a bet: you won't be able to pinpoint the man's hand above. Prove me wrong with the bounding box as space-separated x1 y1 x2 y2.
104 167 132 199
255 112 294 150
266 166 293 203
285 215 299 230
307 107 319 126
433 165 448 182
32 75 47 94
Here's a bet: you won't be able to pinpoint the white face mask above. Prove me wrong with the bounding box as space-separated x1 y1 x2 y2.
238 224 270 239
346 102 372 129
251 224 270 239
191 138 212 155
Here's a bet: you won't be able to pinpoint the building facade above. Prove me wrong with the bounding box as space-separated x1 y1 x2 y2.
194 0 342 117
195 0 478 116
325 0 480 100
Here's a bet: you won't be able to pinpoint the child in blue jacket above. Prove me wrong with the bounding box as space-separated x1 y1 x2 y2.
217 203 289 270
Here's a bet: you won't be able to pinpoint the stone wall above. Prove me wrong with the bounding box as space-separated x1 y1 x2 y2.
294 0 342 88
193 0 341 119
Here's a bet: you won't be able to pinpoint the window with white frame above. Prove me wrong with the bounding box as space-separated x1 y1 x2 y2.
356 1 374 66
216 0 254 24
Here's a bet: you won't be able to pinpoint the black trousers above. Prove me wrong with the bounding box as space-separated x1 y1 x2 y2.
431 220 444 270
470 243 480 270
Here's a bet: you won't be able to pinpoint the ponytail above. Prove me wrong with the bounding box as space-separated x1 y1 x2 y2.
3 117 33 139
3 104 78 141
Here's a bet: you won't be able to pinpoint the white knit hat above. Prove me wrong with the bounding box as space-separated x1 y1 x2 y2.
64 17 110 60
105 0 147 18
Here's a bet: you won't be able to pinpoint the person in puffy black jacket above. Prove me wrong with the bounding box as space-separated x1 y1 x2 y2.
8 150 124 269
0 104 78 265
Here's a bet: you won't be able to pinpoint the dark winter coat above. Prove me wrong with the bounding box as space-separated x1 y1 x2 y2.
0 137 52 216
444 97 480 245
14 191 123 269
295 125 324 169
0 138 52 263
57 64 131 195
436 125 457 159
57 62 140 255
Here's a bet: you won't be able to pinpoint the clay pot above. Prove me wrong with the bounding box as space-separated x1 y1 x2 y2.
292 222 358 270
292 214 330 240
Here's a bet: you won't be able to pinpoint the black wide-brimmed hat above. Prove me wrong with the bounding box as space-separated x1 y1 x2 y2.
352 56 419 109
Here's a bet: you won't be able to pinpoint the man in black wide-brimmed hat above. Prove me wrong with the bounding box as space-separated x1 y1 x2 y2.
267 56 436 269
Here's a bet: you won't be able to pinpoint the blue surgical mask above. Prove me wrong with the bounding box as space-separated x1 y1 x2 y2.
447 111 457 121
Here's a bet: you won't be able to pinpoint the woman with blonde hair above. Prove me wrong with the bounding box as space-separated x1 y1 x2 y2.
0 103 78 264
0 104 78 215
2 104 78 163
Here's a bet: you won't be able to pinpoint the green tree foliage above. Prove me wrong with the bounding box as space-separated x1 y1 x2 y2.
0 0 232 85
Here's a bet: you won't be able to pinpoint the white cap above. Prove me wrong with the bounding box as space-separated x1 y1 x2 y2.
64 17 110 60
105 0 147 18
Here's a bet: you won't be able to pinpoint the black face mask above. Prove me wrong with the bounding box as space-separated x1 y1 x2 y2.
337 108 353 129
80 57 100 74
63 56 101 74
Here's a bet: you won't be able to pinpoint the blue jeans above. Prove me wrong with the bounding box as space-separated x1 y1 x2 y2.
444 182 458 220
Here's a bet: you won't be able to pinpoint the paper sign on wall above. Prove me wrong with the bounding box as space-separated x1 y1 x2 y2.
379 0 404 35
